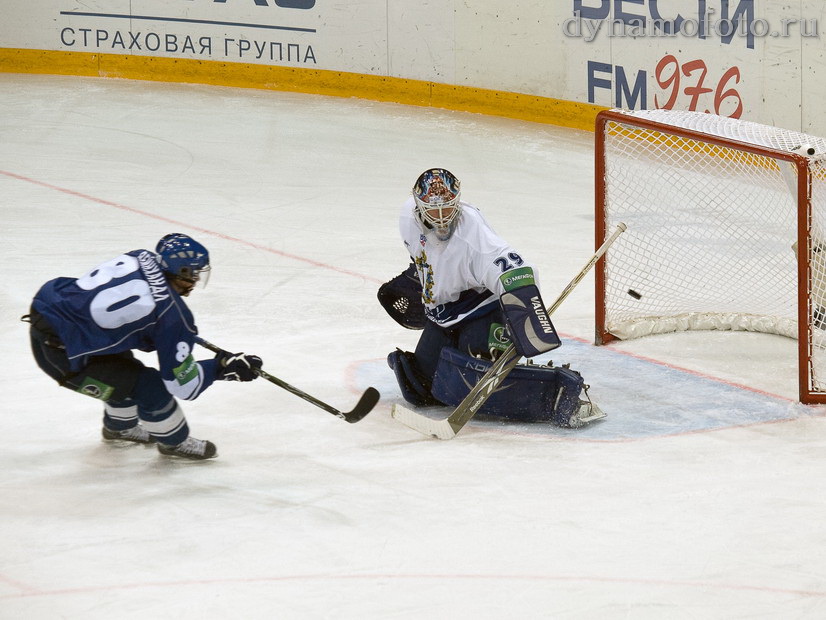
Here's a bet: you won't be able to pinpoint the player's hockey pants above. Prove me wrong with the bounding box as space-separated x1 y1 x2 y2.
27 311 189 445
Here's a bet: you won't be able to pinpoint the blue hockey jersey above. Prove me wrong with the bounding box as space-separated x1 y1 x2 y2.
31 249 217 400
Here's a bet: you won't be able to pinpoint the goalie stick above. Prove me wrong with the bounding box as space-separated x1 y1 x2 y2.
391 222 627 439
196 337 380 423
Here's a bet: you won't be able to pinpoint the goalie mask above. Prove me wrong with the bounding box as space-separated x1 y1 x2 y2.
412 168 461 240
156 233 211 295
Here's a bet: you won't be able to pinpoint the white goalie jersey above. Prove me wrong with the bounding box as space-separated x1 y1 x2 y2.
399 196 538 327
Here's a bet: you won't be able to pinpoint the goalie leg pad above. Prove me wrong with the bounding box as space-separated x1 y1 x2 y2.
387 349 441 407
431 347 596 426
499 283 561 358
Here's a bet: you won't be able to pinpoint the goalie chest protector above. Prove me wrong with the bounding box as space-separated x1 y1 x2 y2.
431 347 585 425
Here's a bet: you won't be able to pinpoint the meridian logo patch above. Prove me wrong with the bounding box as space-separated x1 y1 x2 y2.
76 377 115 401
174 355 199 385
500 266 536 291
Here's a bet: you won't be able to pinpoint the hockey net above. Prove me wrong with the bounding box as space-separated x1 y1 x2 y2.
595 108 826 403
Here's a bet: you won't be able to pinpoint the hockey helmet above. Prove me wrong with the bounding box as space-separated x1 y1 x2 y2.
412 168 461 240
155 233 211 287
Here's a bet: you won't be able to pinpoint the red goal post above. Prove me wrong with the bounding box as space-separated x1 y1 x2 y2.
594 108 826 404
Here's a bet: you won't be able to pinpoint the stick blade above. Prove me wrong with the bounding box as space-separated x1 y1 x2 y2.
344 387 381 423
391 404 458 440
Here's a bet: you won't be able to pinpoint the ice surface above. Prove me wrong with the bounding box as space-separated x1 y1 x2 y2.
2 74 826 619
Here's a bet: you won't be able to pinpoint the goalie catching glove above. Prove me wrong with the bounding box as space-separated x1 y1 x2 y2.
499 267 561 358
377 262 426 330
215 351 263 382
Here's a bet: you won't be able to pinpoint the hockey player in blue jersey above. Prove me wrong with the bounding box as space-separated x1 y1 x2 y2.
24 233 263 460
379 169 604 427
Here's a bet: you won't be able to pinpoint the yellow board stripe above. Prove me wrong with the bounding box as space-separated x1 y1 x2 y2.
0 47 606 131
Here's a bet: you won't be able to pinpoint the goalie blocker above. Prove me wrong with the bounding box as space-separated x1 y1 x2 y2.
498 266 561 357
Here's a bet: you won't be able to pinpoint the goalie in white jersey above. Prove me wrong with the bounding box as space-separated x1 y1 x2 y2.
379 169 605 426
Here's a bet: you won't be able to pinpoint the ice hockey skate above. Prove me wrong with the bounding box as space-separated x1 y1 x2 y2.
101 424 155 444
157 436 217 460
565 400 607 429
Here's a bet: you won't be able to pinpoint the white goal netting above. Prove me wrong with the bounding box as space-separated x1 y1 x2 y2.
596 109 826 401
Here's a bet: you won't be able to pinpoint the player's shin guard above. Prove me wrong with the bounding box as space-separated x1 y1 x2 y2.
129 367 190 445
140 399 189 446
103 401 139 431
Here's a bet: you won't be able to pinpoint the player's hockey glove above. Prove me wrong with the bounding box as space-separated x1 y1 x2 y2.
216 351 263 381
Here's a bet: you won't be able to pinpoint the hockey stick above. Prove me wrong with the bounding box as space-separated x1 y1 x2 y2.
391 222 627 439
196 337 380 423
